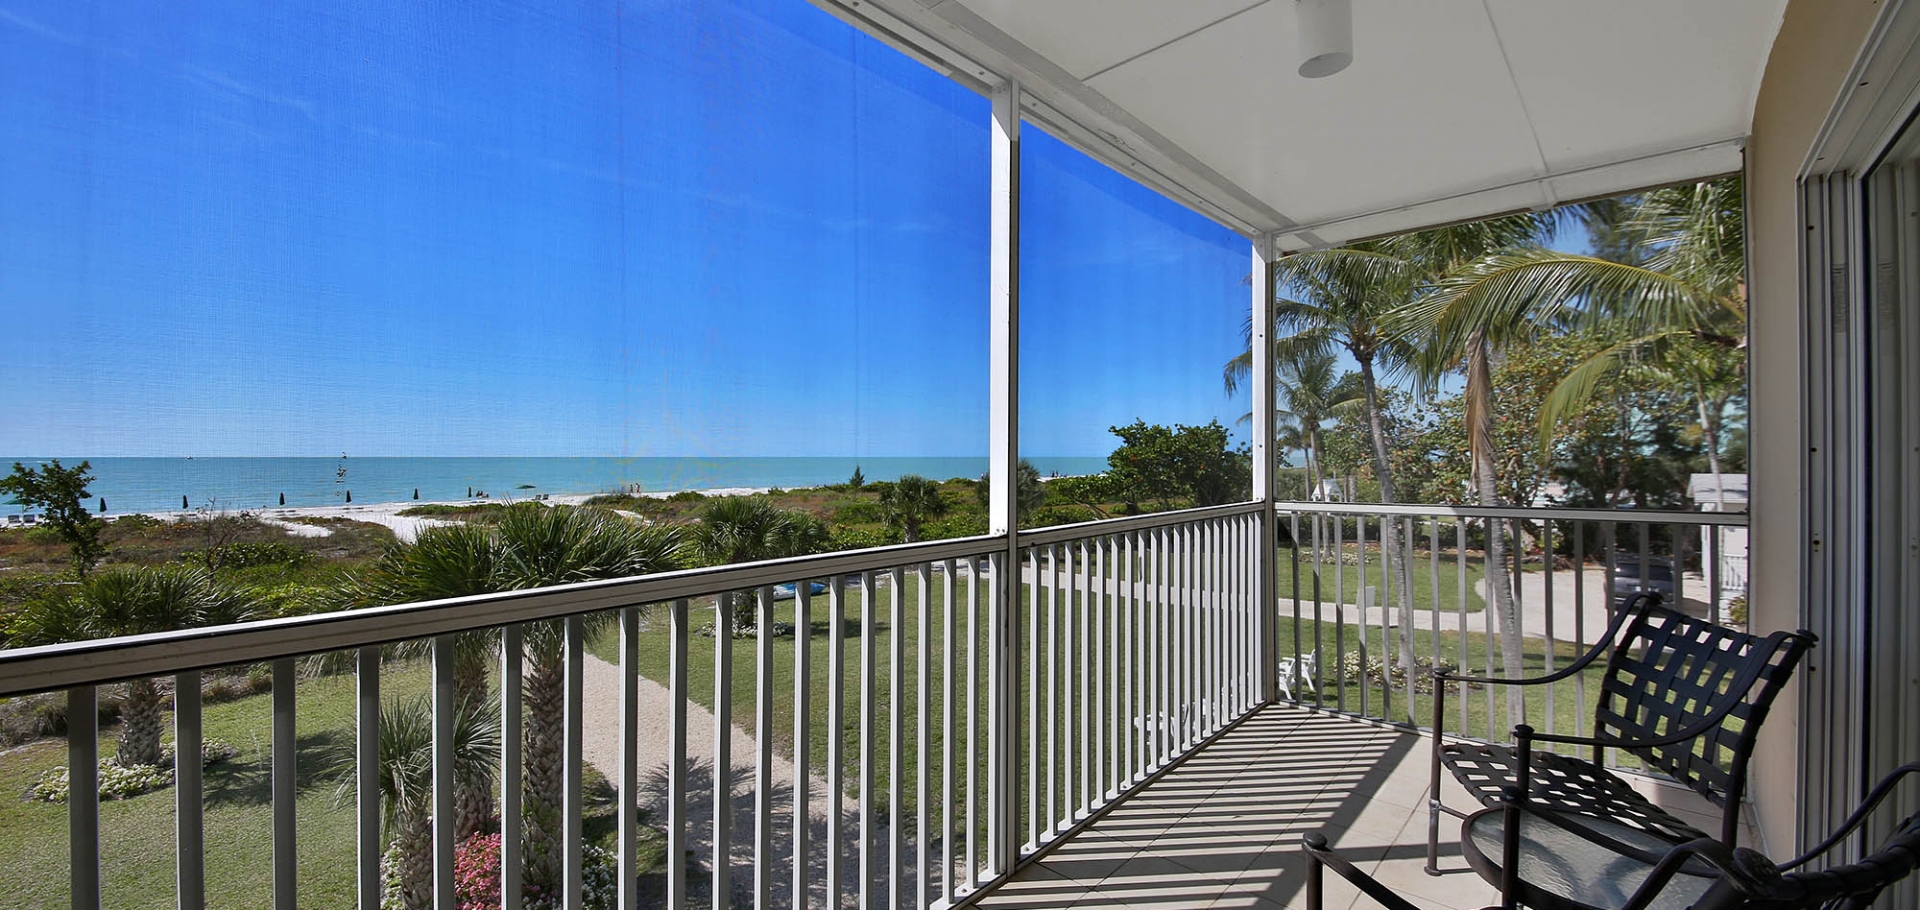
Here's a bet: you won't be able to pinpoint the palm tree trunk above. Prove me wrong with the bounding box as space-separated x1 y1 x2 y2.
522 648 565 892
117 678 165 768
1466 338 1525 726
391 803 435 910
1356 358 1419 684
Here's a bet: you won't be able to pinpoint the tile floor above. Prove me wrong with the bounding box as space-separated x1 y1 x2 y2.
971 705 1754 910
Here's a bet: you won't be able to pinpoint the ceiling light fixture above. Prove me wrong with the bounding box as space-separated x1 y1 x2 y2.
1295 0 1353 78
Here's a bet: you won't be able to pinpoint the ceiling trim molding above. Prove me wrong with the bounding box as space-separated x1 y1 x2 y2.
1274 137 1748 250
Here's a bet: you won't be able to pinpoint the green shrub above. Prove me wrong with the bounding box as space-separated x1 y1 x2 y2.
833 501 884 524
828 526 896 552
108 513 165 533
185 540 312 570
1728 594 1748 625
922 513 987 540
666 490 706 503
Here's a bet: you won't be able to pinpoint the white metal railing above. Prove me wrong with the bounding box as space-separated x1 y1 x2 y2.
0 504 1269 910
1271 500 1752 760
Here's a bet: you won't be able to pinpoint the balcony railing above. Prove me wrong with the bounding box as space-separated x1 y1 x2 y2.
0 502 1267 910
1272 500 1750 768
0 499 1745 909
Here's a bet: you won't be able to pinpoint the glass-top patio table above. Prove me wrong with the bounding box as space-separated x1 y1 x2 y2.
1461 804 1722 910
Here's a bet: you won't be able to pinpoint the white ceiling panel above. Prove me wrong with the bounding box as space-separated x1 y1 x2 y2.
853 0 1786 245
1083 1 1545 229
1488 0 1784 171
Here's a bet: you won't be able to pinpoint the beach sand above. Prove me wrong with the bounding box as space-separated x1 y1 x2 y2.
139 487 776 543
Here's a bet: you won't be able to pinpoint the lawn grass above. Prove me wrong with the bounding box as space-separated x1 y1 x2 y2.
1278 543 1490 614
0 660 664 910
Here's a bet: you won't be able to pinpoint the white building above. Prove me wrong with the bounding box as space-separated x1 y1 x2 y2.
1690 473 1750 608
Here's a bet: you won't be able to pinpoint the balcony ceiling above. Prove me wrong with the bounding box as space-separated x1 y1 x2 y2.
837 0 1784 248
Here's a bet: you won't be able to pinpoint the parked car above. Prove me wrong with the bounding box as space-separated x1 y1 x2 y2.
1611 555 1676 606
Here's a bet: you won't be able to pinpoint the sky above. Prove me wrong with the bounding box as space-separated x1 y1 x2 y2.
0 0 1250 459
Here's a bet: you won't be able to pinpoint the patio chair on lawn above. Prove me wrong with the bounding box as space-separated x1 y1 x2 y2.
1278 649 1318 701
1426 592 1815 873
1305 761 1920 910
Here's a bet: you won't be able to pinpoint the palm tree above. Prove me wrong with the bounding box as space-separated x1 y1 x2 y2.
693 497 831 631
1229 243 1427 678
1396 193 1727 720
12 566 255 767
879 474 950 542
357 692 500 910
339 503 683 890
1232 348 1363 499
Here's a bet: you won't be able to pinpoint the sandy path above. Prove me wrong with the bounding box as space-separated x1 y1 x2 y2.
577 652 920 909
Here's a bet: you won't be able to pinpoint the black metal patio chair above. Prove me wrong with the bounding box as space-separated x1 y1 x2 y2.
1304 762 1920 910
1426 592 1815 871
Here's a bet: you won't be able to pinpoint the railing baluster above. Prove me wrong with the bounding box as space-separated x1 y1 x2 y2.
1104 536 1118 795
1025 548 1039 851
1428 519 1441 730
794 580 813 910
1074 540 1089 815
1171 525 1182 754
1574 525 1587 742
1543 520 1557 745
989 551 1007 874
668 601 689 910
755 587 774 910
940 560 955 906
1403 518 1416 720
716 594 735 910
1088 539 1102 806
916 564 932 910
1708 521 1723 624
563 616 585 910
499 629 522 910
273 658 297 910
434 637 456 910
1122 533 1136 784
501 626 524 910
355 650 380 910
70 684 99 910
619 607 641 910
888 567 905 908
1357 517 1370 720
1333 516 1345 714
964 560 978 891
1671 521 1686 607
859 572 875 910
826 581 845 910
1483 521 1497 741
1045 545 1059 837
177 670 205 910
1456 518 1468 736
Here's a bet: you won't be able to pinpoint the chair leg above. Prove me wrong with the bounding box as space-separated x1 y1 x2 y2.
1428 682 1447 875
1307 845 1325 910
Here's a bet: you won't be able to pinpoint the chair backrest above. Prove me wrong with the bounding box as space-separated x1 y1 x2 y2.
1592 596 1815 812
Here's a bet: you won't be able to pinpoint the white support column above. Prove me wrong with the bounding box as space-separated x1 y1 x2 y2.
1250 233 1280 703
988 78 1021 876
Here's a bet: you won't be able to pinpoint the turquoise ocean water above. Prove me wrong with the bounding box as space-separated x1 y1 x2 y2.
0 457 1110 516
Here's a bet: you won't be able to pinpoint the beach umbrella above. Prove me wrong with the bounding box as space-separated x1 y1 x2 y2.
346 490 352 503
413 488 419 500
98 498 106 513
182 495 188 509
279 493 285 506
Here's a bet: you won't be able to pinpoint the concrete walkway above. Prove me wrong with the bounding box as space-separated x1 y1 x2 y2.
576 652 913 909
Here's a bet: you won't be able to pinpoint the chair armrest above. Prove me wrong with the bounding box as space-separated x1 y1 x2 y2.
1302 832 1430 910
1783 761 1920 870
